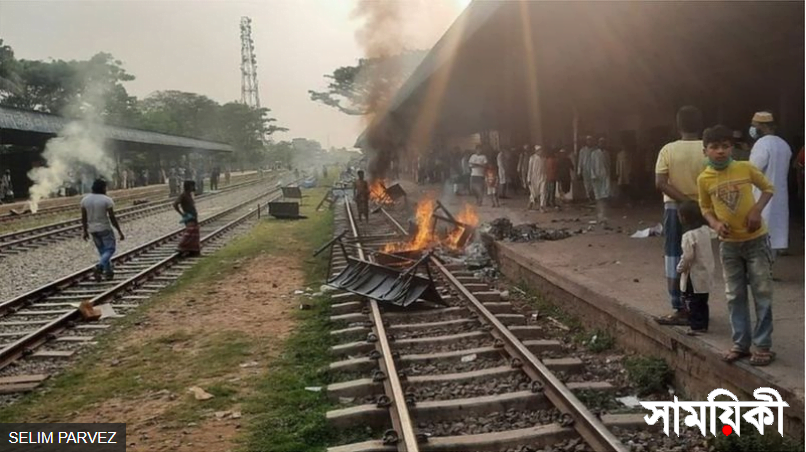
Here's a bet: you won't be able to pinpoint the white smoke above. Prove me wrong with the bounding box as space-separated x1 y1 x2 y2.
27 90 115 213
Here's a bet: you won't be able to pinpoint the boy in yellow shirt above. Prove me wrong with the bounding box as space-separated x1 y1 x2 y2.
697 125 775 366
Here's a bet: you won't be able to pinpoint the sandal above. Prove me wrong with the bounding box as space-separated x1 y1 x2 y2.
655 311 689 326
750 350 776 367
722 349 751 363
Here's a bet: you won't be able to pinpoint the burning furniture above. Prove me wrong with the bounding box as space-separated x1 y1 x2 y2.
314 233 445 308
370 181 407 212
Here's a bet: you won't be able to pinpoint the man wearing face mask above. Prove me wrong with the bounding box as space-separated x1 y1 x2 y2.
748 111 792 255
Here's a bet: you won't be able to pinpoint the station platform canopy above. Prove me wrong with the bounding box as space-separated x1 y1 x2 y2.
0 105 233 153
361 1 804 150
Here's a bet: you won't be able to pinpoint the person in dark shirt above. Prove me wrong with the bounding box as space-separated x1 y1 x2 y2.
173 180 200 256
556 148 575 201
354 170 370 223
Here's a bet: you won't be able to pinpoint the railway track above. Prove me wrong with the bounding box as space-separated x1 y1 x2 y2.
324 199 645 452
0 171 257 224
0 182 288 395
0 174 272 256
0 185 169 224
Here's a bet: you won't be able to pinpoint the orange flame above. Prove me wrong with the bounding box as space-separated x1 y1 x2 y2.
369 179 392 204
382 199 478 253
383 198 436 253
444 204 479 249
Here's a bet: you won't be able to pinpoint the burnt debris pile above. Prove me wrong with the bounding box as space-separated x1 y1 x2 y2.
487 218 574 243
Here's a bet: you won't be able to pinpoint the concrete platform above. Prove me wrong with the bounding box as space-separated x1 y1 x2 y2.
399 179 804 436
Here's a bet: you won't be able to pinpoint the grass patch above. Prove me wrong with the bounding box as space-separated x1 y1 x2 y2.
574 329 616 353
515 282 583 331
711 419 804 452
623 356 673 396
0 178 337 428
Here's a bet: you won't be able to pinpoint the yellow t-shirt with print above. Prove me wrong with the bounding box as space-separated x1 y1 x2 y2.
655 140 706 203
697 161 774 242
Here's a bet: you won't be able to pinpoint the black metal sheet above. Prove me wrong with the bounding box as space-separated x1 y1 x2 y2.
281 186 302 199
327 257 443 307
268 202 305 219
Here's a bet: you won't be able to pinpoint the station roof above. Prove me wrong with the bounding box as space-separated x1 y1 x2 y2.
0 105 234 152
360 0 804 144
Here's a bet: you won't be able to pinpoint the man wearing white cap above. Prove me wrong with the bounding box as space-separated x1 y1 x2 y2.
749 111 791 254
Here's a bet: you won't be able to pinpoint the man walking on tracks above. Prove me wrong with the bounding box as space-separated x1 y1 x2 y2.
354 170 370 223
173 180 201 257
81 179 125 281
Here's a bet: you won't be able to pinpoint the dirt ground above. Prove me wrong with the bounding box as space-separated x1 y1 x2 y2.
70 255 303 452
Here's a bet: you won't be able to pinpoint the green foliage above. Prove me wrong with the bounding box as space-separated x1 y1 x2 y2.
624 356 673 396
309 50 427 115
711 419 804 452
574 329 615 353
0 41 288 169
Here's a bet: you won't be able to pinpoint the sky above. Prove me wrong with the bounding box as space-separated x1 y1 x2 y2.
0 0 468 149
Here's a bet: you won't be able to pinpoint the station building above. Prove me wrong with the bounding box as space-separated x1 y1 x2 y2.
363 1 804 189
0 105 233 197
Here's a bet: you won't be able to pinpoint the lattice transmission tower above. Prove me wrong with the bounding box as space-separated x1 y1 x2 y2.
240 16 261 108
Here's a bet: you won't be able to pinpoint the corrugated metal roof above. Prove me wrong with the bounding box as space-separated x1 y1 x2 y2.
0 105 233 152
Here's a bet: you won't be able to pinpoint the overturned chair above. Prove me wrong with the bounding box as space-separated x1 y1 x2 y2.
371 182 407 213
314 233 444 308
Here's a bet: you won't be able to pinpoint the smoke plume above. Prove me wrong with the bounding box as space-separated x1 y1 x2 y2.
27 86 115 212
352 0 459 181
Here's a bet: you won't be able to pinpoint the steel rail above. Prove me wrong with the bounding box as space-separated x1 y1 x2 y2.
343 199 419 452
0 185 168 223
378 207 627 452
0 186 285 370
0 172 262 224
0 180 290 320
0 174 270 251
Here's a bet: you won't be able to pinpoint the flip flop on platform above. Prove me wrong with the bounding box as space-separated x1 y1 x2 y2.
722 349 751 363
750 350 776 367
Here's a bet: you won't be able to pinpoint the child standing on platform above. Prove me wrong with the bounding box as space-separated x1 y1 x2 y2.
485 164 500 207
698 125 775 366
676 200 714 335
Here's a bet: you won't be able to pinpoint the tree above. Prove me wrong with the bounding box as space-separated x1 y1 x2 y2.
216 102 287 167
0 50 138 124
137 91 220 139
309 50 427 116
137 92 287 168
0 39 22 98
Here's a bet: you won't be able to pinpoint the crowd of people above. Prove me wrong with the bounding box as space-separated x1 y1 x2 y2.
396 106 804 368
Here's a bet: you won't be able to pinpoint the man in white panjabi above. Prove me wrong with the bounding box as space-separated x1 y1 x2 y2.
748 111 791 254
527 145 547 211
577 135 595 201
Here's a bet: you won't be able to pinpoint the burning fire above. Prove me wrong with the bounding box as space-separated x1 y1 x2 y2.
445 204 479 248
384 198 436 253
369 179 392 204
383 199 479 253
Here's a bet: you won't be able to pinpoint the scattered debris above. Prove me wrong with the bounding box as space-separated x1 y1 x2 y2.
339 397 355 404
546 316 571 331
630 223 663 238
293 290 304 295
299 304 312 310
188 386 214 401
616 395 642 408
500 290 510 300
487 218 574 242
460 353 478 363
320 284 338 293
304 386 322 392
77 300 101 321
239 361 259 368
